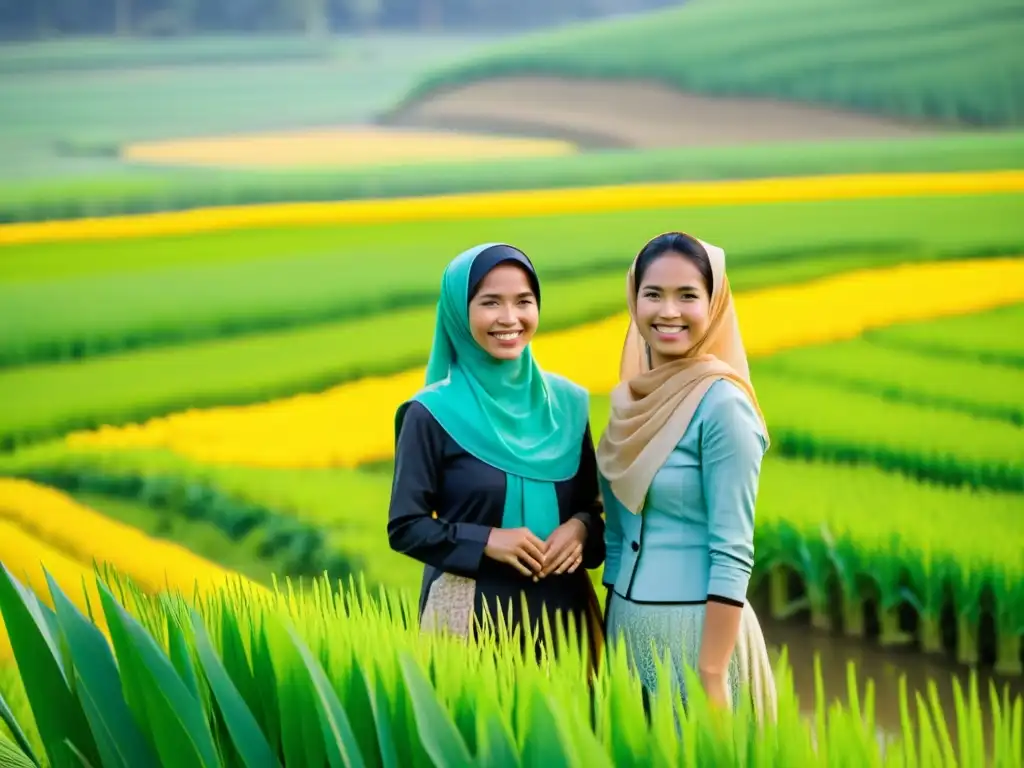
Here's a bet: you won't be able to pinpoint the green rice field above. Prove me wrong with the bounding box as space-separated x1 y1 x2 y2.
400 0 1024 127
1 10 1023 765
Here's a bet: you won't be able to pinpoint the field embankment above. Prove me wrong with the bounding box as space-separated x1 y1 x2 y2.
388 0 1023 144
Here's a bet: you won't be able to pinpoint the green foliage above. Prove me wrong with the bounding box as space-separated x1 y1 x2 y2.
0 444 416 593
592 367 1024 493
0 36 332 76
70 491 290 587
7 195 1017 369
5 426 1022 673
0 566 1021 767
5 194 1023 369
3 447 365 590
866 303 1024 368
2 195 1023 453
11 193 1021 284
753 369 1024 492
0 34 493 184
401 0 1024 127
0 669 39 767
754 457 1024 673
2 130 1023 222
0 236 629 370
759 337 1024 425
0 305 437 452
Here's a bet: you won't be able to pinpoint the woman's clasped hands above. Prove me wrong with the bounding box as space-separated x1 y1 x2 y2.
484 519 587 579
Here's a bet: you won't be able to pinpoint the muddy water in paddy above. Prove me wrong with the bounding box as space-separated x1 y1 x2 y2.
757 605 1024 745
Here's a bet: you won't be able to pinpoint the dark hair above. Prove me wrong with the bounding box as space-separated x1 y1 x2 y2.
634 232 713 296
468 244 541 307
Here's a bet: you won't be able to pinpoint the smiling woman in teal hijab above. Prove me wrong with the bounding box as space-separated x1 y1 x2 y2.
388 243 606 661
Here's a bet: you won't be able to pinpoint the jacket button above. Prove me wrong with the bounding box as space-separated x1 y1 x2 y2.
631 541 639 552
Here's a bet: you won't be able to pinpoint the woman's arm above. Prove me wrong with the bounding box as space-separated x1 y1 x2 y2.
570 422 606 569
387 403 493 576
697 386 766 692
600 476 623 590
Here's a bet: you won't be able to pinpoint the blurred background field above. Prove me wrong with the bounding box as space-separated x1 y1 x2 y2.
1 0 1023 762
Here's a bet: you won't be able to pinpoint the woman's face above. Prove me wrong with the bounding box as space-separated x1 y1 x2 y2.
635 252 711 367
469 263 539 360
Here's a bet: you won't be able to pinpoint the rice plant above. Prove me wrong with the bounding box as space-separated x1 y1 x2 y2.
0 563 1021 767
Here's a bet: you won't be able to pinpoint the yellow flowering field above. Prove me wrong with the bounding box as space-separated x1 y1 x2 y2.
121 125 576 169
65 255 1024 469
2 169 1022 247
0 478 263 663
0 519 103 664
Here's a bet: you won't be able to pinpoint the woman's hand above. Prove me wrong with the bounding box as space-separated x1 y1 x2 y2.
538 518 587 578
699 668 731 710
484 528 546 577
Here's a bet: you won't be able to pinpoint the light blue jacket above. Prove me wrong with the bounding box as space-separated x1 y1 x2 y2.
601 378 767 605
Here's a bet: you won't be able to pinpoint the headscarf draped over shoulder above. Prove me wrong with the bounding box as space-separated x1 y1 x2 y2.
397 243 590 538
595 234 768 515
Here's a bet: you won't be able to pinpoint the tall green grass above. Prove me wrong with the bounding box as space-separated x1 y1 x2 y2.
399 0 1024 127
4 435 1021 673
1 565 1022 767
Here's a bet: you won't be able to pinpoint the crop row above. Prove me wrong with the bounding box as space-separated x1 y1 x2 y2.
0 443 412 593
6 253 1016 454
698 370 1023 492
0 477 263 664
70 490 288 587
60 360 1024 495
3 190 1022 369
0 268 636 451
3 424 1021 672
402 0 1024 126
752 458 1023 675
3 131 1023 225
54 273 1024 496
759 337 1024 425
2 564 1020 768
587 370 1023 492
866 302 1024 368
4 171 1023 251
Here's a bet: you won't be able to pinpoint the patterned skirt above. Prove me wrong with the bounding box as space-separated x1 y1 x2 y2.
419 570 605 673
606 593 777 723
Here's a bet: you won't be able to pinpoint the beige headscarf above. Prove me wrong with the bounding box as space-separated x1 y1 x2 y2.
595 234 769 515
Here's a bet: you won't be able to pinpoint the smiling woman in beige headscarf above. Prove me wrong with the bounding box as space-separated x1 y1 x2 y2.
596 231 776 723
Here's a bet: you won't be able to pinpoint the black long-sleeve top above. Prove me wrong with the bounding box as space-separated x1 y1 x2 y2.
387 401 606 623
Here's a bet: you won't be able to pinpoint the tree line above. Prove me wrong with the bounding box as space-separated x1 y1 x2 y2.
0 0 686 39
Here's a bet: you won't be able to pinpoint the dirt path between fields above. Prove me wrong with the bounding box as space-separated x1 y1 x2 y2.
384 76 941 149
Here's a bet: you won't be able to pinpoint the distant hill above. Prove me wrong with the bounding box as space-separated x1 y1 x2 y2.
393 0 1024 128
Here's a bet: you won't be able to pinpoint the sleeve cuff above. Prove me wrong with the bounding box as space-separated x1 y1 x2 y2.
446 523 491 573
707 569 750 605
602 558 620 588
456 522 492 544
707 594 745 608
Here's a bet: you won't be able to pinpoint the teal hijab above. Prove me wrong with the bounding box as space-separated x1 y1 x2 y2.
396 243 590 540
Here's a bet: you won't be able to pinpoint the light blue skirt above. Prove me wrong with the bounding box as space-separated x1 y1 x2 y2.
606 593 777 721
